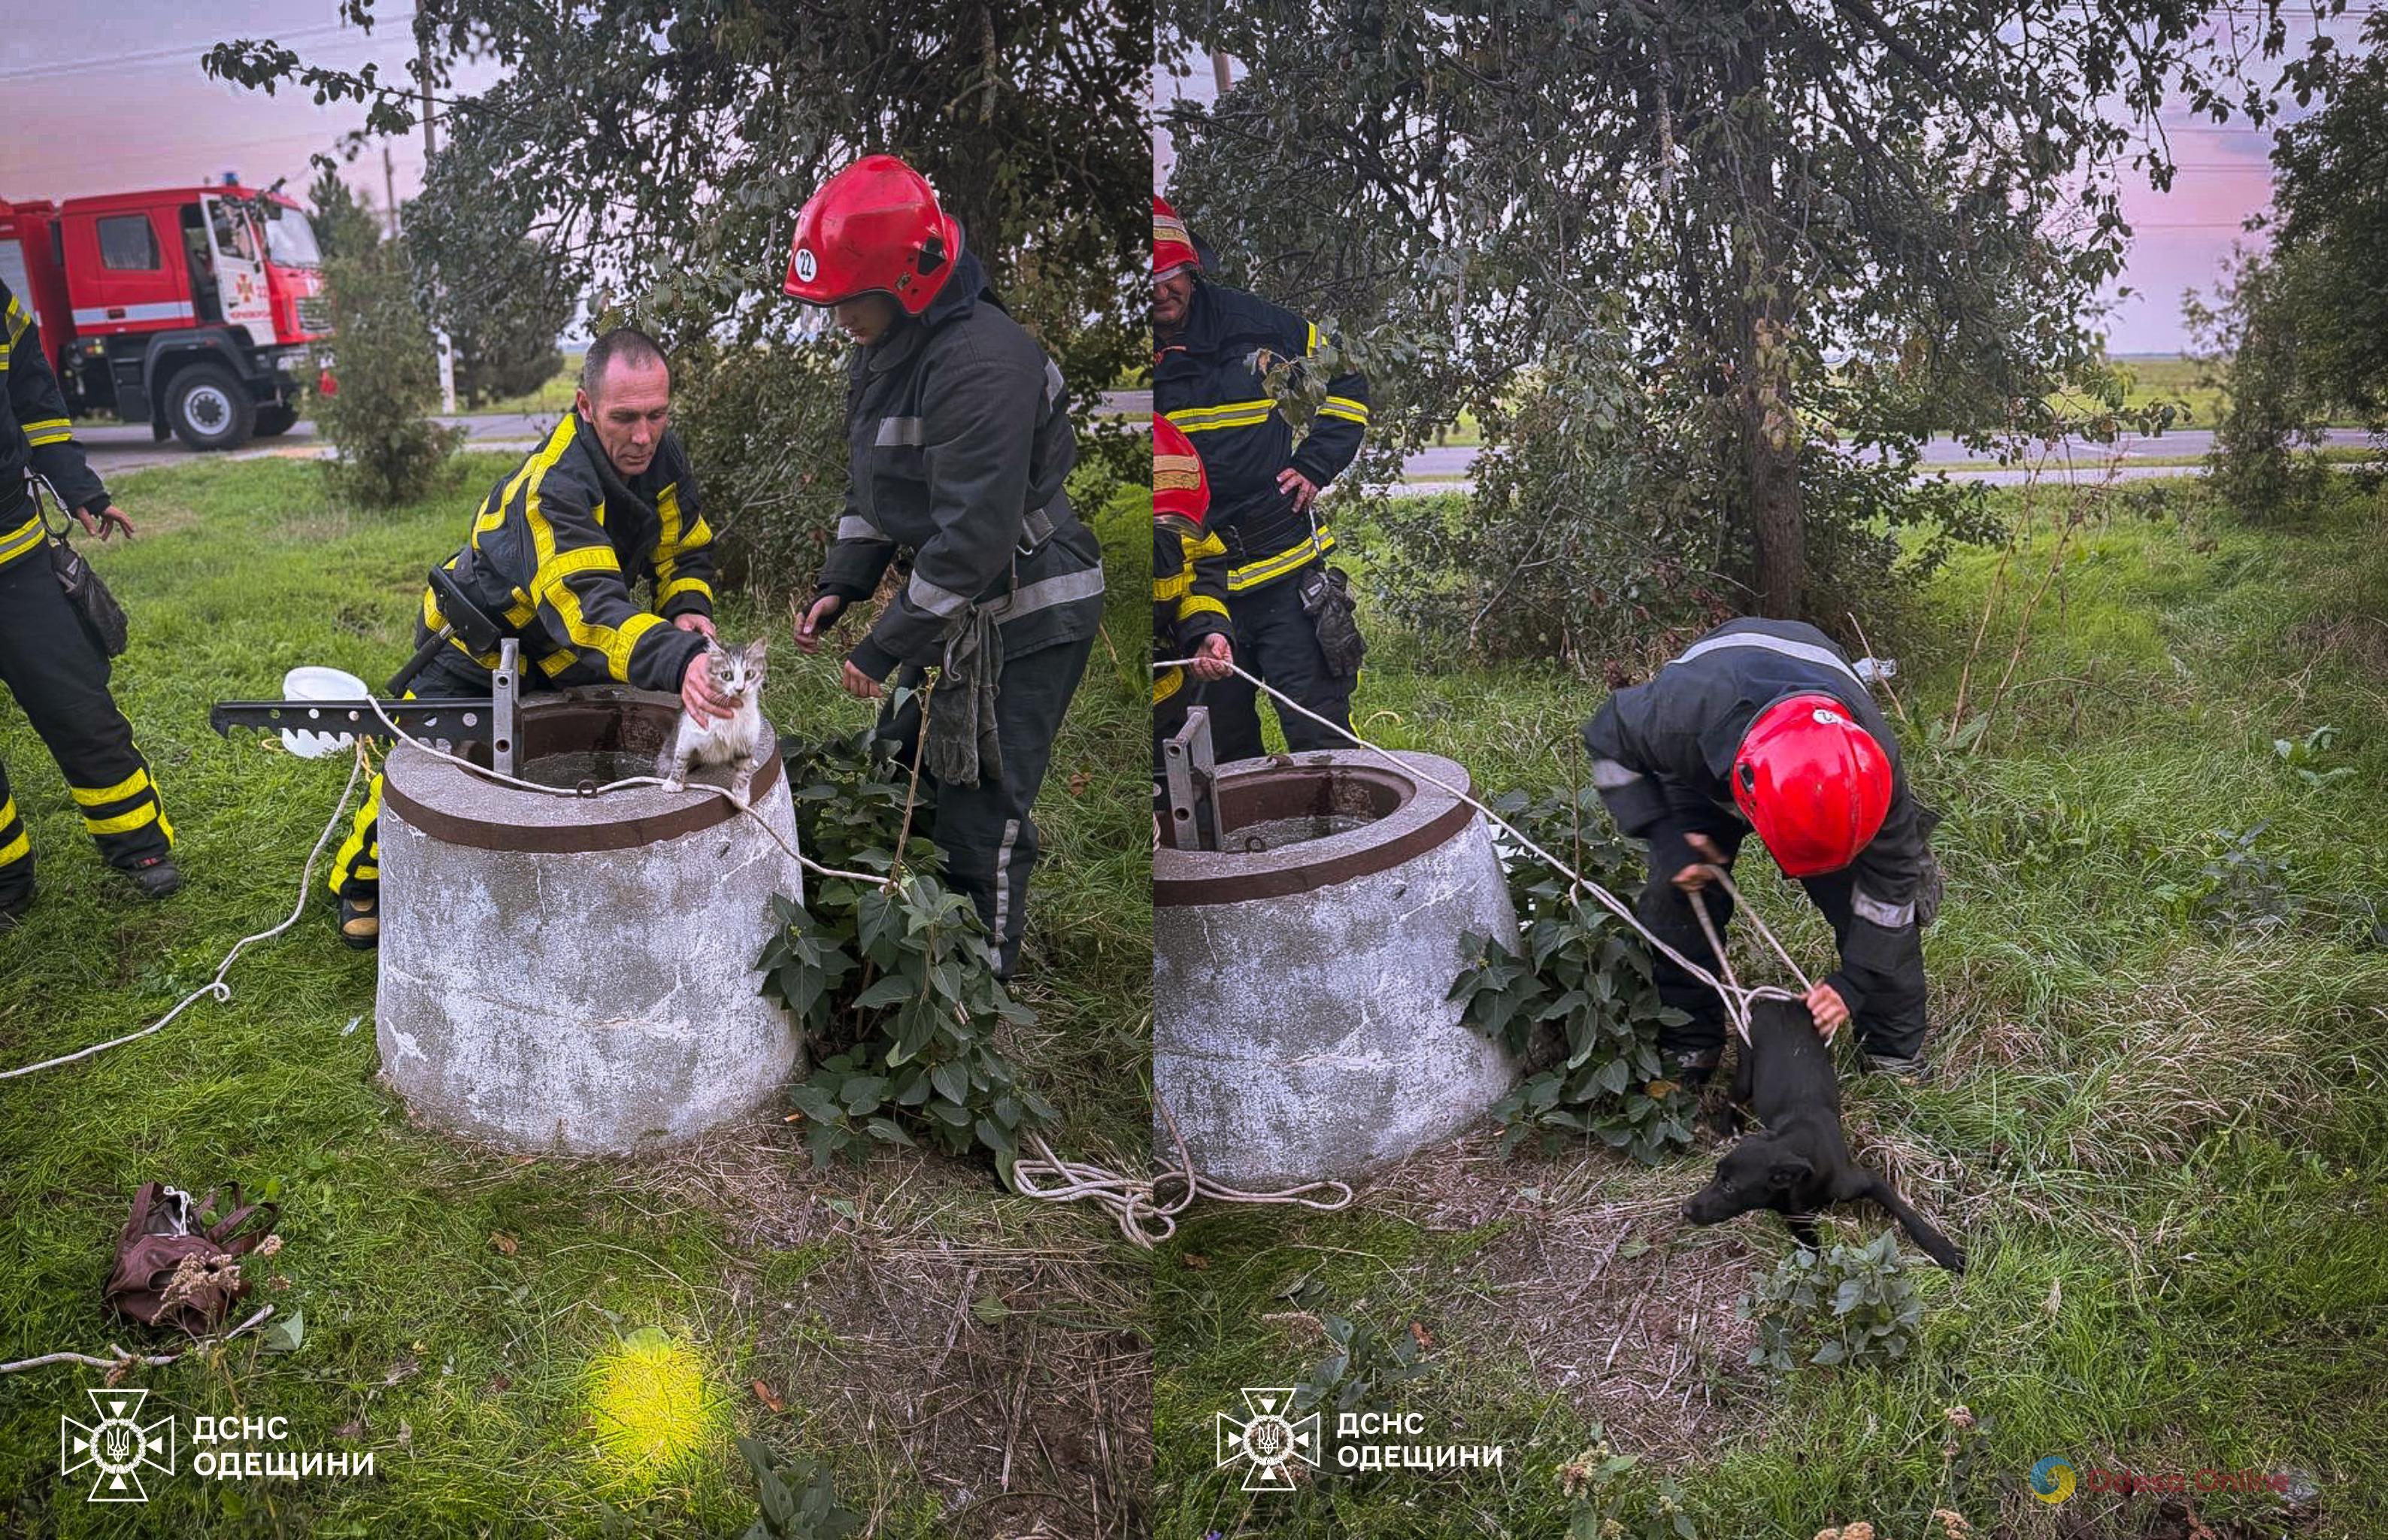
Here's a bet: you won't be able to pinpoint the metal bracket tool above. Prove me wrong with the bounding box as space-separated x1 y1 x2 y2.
1161 706 1226 852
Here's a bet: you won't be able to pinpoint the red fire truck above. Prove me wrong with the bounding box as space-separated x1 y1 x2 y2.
0 182 330 453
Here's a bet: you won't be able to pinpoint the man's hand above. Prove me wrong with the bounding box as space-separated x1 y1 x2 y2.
1277 467 1319 514
680 651 735 724
1805 981 1850 1040
74 505 135 541
672 613 717 640
1671 832 1729 893
840 659 883 701
1191 632 1234 681
791 594 844 654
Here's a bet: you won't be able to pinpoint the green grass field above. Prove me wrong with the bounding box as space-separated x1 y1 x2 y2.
0 453 1153 1536
1153 476 2388 1535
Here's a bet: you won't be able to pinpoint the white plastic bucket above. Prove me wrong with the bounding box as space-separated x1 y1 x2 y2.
280 665 370 759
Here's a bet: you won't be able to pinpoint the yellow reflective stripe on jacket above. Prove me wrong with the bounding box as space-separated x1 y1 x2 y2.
1320 396 1369 424
83 801 161 837
1177 593 1229 624
1166 399 1275 433
0 827 26 868
1226 528 1336 591
651 484 712 599
658 576 712 606
69 767 149 806
1154 565 1194 602
0 514 46 568
22 415 72 445
1153 666 1184 705
4 295 29 347
1305 321 1320 353
517 418 658 682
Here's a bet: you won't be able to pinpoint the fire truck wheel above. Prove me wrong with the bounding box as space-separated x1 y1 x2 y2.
254 404 300 437
167 364 256 451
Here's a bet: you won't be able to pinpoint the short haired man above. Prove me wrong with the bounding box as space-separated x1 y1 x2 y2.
326 326 732 947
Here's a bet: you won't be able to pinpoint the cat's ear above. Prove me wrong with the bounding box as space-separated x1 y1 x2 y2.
742 638 769 672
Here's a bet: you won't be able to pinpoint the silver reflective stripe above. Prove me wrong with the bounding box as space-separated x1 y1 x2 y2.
71 301 196 326
990 818 1023 944
905 571 974 617
1042 358 1065 404
1590 758 1643 790
1673 632 1865 690
835 514 889 543
874 416 924 447
987 564 1105 620
1852 887 1916 929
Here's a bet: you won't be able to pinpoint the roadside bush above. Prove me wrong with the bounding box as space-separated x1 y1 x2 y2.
1450 785 1698 1166
317 240 462 507
662 340 849 599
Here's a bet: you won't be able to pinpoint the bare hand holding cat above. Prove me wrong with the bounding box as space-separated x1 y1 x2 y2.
680 653 736 723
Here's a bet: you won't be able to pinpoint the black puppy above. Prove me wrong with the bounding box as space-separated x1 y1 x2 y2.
1680 996 1966 1272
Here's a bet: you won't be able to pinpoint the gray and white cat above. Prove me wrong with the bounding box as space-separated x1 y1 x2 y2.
656 637 771 805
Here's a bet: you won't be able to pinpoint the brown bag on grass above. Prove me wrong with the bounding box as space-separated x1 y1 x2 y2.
102 1183 280 1336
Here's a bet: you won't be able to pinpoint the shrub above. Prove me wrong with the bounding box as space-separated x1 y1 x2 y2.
316 240 462 507
1739 1229 1925 1372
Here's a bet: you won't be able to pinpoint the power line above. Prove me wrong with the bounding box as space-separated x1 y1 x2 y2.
0 13 417 84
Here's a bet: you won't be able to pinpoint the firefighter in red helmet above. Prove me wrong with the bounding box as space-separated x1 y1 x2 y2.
786 153 1105 980
1583 619 1943 1082
1151 413 1233 765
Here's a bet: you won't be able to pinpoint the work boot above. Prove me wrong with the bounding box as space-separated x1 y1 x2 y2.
338 893 380 950
0 881 33 931
1864 1052 1932 1087
123 856 181 899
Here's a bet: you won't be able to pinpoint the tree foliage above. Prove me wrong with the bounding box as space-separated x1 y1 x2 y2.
208 1 1145 581
1162 0 2324 644
317 238 463 506
408 220 573 409
2193 12 2388 516
305 162 383 261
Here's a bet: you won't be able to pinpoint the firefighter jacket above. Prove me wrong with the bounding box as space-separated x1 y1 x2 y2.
427 412 716 693
815 248 1104 680
1152 525 1232 706
1153 280 1368 591
2 277 110 571
1583 618 1933 1017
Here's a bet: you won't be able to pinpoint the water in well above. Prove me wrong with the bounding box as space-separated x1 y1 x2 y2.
1224 812 1374 852
517 749 656 790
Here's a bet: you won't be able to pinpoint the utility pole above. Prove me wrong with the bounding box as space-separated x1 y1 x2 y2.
422 32 457 414
1211 50 1232 94
381 144 400 241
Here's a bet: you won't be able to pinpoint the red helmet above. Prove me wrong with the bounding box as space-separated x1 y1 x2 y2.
1153 196 1199 282
1153 414 1210 538
783 154 961 316
1731 693 1893 877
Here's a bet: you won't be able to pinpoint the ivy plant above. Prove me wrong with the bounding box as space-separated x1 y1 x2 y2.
756 715 1056 1185
1449 785 1698 1166
1739 1229 1925 1372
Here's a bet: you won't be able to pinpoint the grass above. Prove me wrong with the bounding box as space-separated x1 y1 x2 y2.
452 353 585 419
0 450 1153 1536
1152 473 2388 1535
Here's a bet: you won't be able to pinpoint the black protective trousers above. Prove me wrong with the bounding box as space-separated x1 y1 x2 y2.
1202 571 1356 762
0 548 173 899
1633 826 1929 1065
877 631 1095 980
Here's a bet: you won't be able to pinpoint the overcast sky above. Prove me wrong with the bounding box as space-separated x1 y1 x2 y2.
1155 24 2368 356
0 2 497 228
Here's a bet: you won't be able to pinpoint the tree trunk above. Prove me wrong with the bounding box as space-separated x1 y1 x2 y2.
1729 26 1804 618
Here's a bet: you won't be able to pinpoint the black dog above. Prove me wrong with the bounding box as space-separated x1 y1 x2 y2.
1680 997 1966 1272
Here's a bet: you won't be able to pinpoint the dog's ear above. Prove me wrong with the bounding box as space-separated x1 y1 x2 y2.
1766 1153 1815 1190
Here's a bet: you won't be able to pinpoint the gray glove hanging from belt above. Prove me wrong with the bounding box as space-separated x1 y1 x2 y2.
923 601 1004 787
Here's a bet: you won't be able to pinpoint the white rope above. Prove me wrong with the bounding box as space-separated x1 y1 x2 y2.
0 747 369 1081
1155 657 1814 1041
1012 1099 1353 1249
0 1304 277 1377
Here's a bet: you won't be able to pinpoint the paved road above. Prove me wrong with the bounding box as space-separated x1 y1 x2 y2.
75 391 1155 476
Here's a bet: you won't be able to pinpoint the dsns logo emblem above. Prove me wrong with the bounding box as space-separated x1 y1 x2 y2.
793 247 818 283
62 1388 176 1502
2029 1455 2077 1503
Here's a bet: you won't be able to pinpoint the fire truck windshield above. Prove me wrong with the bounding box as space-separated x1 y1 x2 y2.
259 202 323 268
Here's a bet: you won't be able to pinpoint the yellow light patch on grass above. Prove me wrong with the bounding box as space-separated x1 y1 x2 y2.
586 1326 726 1486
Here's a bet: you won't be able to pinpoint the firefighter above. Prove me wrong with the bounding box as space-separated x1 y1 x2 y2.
1150 195 1369 762
1583 618 1941 1082
326 326 732 947
0 274 178 926
1151 414 1233 765
785 154 1105 981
